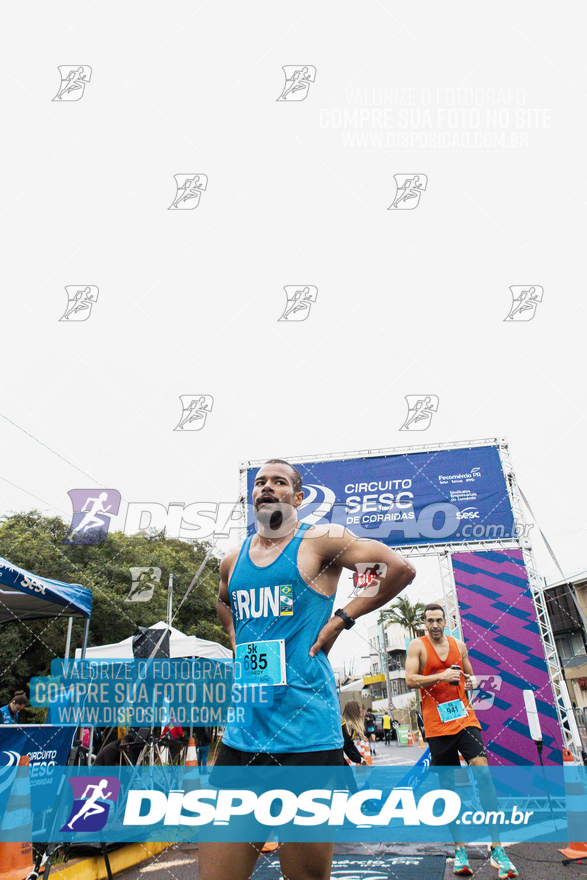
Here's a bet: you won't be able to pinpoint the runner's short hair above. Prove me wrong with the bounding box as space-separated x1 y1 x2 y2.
264 459 303 494
423 603 446 619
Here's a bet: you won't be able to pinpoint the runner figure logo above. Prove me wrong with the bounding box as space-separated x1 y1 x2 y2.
504 285 543 322
277 66 316 102
168 174 208 210
126 566 162 603
278 286 318 322
400 395 439 431
60 776 120 833
388 174 428 210
63 489 121 545
174 395 214 431
52 66 92 101
59 286 99 322
350 562 388 599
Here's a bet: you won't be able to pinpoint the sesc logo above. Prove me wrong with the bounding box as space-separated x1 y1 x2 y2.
456 507 480 520
298 484 336 525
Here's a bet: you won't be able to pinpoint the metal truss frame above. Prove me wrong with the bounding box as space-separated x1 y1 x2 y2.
239 437 578 759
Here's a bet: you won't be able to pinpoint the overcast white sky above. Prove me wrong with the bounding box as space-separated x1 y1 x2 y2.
1 1 585 676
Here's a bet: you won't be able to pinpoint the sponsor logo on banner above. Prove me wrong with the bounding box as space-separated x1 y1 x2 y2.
277 66 316 101
298 484 336 523
52 66 92 101
61 776 120 832
59 286 99 322
388 174 428 209
278 286 318 322
438 467 481 484
455 507 480 520
168 174 208 210
504 285 543 321
174 395 214 431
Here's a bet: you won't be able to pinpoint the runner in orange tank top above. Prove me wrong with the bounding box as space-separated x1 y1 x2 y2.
405 603 518 880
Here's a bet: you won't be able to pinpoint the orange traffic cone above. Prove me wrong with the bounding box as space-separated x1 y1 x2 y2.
406 730 414 747
185 737 198 766
0 755 34 880
418 731 425 748
559 748 587 864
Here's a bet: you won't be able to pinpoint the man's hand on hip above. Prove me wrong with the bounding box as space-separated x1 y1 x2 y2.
309 616 346 658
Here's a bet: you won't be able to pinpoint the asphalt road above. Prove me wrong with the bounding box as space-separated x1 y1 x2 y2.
116 840 587 880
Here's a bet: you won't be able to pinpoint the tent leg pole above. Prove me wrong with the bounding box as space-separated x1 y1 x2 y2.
80 618 90 658
64 617 73 659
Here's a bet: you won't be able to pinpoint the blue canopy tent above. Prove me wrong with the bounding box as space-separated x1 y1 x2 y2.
0 555 92 654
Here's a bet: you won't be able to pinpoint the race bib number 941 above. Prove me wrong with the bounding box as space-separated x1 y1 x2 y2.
437 699 468 723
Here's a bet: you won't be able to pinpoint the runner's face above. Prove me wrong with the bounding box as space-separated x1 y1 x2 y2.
424 612 445 640
252 464 302 515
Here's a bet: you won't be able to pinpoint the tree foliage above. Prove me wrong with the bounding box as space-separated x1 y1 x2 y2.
378 595 425 639
0 511 230 719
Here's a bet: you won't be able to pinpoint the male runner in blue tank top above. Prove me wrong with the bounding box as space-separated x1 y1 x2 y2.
199 459 416 880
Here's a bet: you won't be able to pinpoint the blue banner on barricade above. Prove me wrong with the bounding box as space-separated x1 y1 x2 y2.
0 725 74 817
0 764 582 844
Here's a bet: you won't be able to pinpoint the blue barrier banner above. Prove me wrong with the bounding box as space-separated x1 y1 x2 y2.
0 726 74 815
0 765 583 844
246 445 515 547
30 659 272 726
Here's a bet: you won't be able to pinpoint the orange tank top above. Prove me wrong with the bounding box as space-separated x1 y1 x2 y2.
420 635 480 738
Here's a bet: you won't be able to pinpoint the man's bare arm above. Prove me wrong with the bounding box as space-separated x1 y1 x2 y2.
458 640 477 689
216 550 238 655
405 639 461 688
309 527 416 657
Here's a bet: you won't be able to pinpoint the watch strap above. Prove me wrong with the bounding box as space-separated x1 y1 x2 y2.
334 608 356 629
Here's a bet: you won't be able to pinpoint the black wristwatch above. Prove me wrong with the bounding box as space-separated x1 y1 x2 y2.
334 608 356 629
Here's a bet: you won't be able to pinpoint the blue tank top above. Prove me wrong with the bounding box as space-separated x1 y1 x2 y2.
223 523 344 753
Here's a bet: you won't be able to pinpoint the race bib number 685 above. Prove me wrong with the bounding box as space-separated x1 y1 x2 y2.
235 639 287 686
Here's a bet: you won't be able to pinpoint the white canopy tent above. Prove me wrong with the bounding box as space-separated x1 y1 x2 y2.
75 620 232 659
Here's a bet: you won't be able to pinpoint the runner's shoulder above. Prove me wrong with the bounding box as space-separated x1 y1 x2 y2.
300 522 357 556
220 543 244 578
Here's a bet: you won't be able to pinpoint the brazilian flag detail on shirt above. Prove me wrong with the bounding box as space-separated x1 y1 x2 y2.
279 584 293 615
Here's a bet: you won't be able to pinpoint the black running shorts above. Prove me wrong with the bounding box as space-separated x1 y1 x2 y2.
426 726 487 766
214 741 346 767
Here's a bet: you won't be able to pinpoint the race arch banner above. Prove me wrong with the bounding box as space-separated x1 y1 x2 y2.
453 549 563 766
246 444 515 547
